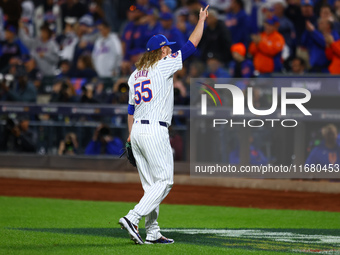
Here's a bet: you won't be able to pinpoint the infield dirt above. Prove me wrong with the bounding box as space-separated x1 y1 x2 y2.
0 178 340 212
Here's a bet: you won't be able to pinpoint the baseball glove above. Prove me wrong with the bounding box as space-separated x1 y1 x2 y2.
120 142 137 167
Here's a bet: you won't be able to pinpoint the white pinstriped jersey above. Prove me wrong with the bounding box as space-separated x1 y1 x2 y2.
128 50 183 125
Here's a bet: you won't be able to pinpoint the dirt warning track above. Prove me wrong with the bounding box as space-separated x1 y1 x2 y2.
1 178 340 212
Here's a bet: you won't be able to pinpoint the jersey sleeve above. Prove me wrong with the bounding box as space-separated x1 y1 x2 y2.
158 50 183 78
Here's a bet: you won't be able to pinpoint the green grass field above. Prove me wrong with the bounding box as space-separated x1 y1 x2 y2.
1 196 340 255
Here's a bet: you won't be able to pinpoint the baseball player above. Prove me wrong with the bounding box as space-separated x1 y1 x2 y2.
119 5 209 245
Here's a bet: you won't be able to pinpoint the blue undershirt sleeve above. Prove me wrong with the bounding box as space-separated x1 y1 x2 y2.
128 104 135 115
180 40 196 62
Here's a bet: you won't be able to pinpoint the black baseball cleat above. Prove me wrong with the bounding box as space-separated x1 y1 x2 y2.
118 217 144 245
145 236 174 244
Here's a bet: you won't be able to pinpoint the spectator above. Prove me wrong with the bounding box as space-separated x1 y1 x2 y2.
305 124 340 166
272 0 296 55
107 78 129 104
299 0 318 37
207 0 231 13
199 8 232 64
0 66 36 102
301 18 339 72
85 124 124 156
92 20 123 77
19 22 59 76
43 10 57 35
20 0 35 36
325 33 340 74
89 0 106 23
225 0 250 46
319 4 340 35
57 16 78 60
229 42 254 78
92 79 107 103
58 17 79 61
184 60 205 87
60 0 88 29
58 132 78 155
121 5 148 74
249 16 285 74
229 136 268 165
186 0 205 12
56 59 72 79
160 0 177 12
284 0 304 41
80 83 98 103
187 60 205 79
0 117 37 153
335 0 340 21
23 56 42 89
50 79 77 103
204 54 231 78
176 9 190 38
290 57 307 75
41 0 62 35
185 10 199 39
159 12 186 52
0 25 28 72
71 54 97 80
70 14 98 70
249 0 267 34
145 8 162 39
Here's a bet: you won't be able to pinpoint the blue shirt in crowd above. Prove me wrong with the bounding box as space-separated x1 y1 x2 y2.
229 145 268 165
225 9 250 46
305 144 340 165
300 29 339 72
122 21 148 61
159 26 186 53
85 138 124 156
229 59 254 78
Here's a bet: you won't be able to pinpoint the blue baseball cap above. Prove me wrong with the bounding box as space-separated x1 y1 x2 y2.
265 16 280 25
301 0 314 6
146 34 176 52
160 12 173 20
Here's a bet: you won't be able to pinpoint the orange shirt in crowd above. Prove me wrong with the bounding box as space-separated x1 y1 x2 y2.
325 40 340 74
249 31 285 73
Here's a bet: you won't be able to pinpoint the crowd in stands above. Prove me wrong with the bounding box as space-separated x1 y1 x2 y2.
1 0 340 162
1 0 340 105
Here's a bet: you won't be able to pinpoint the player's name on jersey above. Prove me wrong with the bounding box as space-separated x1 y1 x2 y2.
134 70 149 80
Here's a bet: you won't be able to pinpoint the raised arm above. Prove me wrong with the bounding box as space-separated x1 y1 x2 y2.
180 5 209 62
189 5 209 47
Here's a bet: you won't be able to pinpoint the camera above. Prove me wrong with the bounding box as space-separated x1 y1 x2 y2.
0 73 14 88
65 140 74 151
5 118 18 131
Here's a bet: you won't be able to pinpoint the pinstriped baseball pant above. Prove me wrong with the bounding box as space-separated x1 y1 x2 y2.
125 121 174 241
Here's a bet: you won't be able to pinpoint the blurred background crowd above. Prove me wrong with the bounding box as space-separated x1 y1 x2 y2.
1 0 340 105
0 0 339 166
